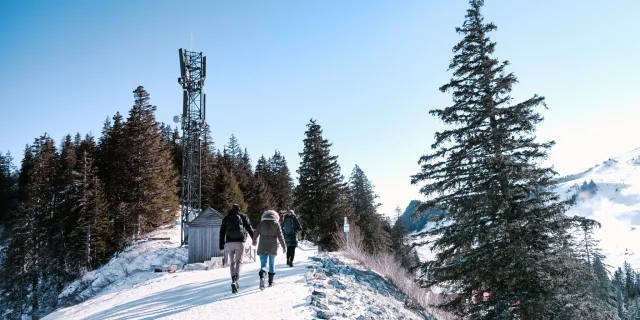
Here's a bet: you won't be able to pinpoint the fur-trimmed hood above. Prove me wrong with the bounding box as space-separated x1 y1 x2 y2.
261 210 279 221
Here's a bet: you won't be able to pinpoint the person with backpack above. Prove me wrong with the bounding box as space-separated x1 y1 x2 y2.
252 210 286 290
282 210 302 267
219 203 254 294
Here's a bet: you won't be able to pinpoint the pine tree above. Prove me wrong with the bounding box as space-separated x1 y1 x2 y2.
4 135 61 315
120 86 179 240
575 218 604 266
0 146 35 317
571 218 617 316
50 135 78 287
392 206 408 253
97 113 129 249
222 136 253 198
267 151 294 211
200 125 218 209
348 165 390 254
392 206 421 273
73 132 82 152
410 1 600 317
246 175 276 227
591 256 618 315
70 135 112 271
294 119 352 251
255 155 270 181
0 151 17 232
210 165 247 214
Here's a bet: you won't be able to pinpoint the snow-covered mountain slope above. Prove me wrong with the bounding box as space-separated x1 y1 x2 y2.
555 147 640 271
410 147 640 272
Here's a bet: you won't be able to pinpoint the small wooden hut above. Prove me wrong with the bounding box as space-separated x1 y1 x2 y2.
188 207 224 263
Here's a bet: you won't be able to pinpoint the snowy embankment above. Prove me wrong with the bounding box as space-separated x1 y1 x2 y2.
306 254 429 319
46 224 427 319
411 147 640 273
55 221 188 309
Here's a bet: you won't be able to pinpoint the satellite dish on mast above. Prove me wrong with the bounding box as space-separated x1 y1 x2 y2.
173 115 181 123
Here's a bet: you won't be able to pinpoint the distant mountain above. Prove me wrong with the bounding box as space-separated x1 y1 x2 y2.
409 146 640 271
399 200 442 233
554 147 640 270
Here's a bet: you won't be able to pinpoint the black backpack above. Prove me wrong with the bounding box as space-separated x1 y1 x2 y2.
283 217 296 236
225 213 245 240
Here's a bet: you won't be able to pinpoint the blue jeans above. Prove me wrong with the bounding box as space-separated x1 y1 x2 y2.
259 254 276 273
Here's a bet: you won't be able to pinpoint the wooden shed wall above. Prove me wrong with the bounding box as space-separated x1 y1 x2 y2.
188 227 223 263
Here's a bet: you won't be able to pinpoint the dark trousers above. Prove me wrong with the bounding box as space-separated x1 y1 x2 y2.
286 246 296 262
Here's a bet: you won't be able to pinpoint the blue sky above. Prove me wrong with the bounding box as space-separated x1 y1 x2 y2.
1 1 639 217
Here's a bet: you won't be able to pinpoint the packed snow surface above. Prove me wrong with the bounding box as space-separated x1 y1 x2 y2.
46 217 427 320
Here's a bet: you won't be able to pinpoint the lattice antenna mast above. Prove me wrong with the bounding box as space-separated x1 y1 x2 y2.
177 48 207 246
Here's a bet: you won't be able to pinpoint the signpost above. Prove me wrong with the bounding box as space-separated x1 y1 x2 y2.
344 216 349 246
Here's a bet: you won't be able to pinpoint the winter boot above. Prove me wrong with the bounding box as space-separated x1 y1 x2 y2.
268 272 275 287
259 269 266 290
233 273 240 289
231 276 238 294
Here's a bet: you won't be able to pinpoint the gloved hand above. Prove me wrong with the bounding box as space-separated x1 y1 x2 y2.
253 240 257 246
282 246 287 254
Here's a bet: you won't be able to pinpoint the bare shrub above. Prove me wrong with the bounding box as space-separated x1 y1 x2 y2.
334 232 457 320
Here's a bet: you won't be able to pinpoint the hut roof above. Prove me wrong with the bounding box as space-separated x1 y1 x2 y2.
188 208 224 228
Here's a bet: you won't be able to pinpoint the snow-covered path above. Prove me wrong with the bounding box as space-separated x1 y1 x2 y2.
45 244 319 320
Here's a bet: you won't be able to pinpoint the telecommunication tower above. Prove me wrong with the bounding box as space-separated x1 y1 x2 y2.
175 48 206 246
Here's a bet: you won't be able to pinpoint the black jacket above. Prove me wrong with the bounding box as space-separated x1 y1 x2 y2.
219 208 255 250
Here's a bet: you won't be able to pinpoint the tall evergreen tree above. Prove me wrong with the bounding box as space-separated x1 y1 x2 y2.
222 136 253 198
73 132 82 152
294 119 352 251
200 125 219 209
70 136 111 272
267 151 294 211
225 134 243 163
3 135 61 315
246 175 276 227
410 1 601 318
575 218 604 266
0 146 35 317
120 86 179 241
0 151 17 232
255 155 270 182
209 165 246 214
348 165 390 254
51 135 78 288
97 113 129 248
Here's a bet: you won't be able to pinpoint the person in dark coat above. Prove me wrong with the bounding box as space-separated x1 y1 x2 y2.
219 204 254 294
252 210 286 289
281 210 302 267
